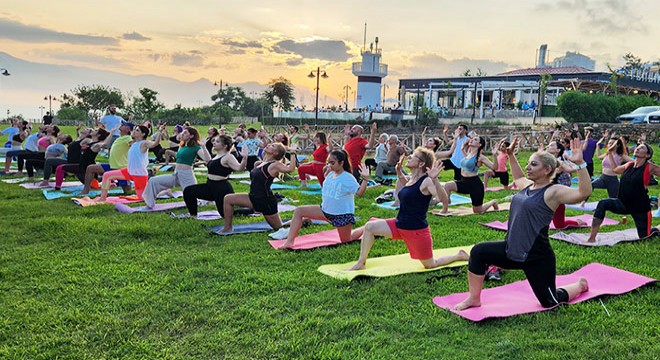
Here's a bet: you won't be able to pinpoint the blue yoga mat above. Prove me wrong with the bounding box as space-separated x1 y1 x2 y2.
206 219 327 236
271 183 322 190
42 186 123 200
374 193 472 210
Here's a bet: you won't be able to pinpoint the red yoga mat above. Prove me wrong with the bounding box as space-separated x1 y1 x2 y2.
433 263 656 322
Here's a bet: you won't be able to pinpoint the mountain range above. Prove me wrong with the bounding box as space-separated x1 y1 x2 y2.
0 52 323 120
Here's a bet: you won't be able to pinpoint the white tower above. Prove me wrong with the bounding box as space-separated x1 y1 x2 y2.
352 36 388 110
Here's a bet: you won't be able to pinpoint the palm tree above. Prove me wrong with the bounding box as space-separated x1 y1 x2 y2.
265 77 295 113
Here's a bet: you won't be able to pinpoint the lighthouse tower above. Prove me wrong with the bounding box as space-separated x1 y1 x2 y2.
352 37 388 110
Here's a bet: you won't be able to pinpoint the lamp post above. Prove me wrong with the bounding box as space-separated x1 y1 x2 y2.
307 67 328 121
381 84 389 109
342 85 351 111
44 95 58 114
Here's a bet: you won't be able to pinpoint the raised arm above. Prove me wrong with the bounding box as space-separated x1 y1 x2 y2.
549 138 592 206
424 160 448 206
366 122 377 149
507 136 533 189
355 164 371 197
197 145 212 163
225 146 248 171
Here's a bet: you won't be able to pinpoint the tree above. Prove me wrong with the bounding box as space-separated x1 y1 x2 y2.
622 52 643 71
475 68 487 76
265 77 295 112
129 88 164 121
211 86 246 111
243 97 273 121
66 85 124 122
460 69 472 77
537 73 552 122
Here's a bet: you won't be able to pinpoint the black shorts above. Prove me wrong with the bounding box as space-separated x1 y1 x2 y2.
493 171 509 186
249 194 279 216
455 175 485 206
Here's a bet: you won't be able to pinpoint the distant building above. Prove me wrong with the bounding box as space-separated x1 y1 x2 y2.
552 51 595 71
352 37 388 110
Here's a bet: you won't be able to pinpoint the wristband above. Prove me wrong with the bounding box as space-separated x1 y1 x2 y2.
574 162 587 170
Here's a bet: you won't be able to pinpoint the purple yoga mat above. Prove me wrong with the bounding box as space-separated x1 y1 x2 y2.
115 201 187 213
20 181 82 189
433 262 656 322
481 215 618 231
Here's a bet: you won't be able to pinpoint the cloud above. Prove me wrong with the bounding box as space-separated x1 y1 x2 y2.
542 0 645 34
170 52 205 67
221 39 263 49
28 49 125 67
398 52 515 78
273 39 351 62
286 58 304 66
122 32 151 41
0 17 118 45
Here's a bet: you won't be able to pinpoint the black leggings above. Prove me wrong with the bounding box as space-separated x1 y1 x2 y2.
455 175 485 206
6 150 37 172
441 159 462 181
18 152 45 173
183 179 234 216
25 158 46 177
469 241 568 308
594 198 651 239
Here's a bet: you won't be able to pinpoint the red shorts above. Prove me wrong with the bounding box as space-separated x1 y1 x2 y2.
385 218 433 260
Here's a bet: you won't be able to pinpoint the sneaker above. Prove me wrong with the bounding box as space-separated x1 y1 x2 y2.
486 266 502 281
268 227 290 240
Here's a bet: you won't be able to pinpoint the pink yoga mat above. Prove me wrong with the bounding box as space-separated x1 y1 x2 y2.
481 215 618 231
268 228 360 250
433 262 656 322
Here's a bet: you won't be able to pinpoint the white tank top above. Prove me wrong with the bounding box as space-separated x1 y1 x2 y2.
127 140 148 176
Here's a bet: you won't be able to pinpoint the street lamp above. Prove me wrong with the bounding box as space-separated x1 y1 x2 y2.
44 95 59 114
381 84 389 109
342 85 351 111
307 67 328 121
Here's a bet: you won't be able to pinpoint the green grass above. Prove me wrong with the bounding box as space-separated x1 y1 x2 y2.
0 129 658 359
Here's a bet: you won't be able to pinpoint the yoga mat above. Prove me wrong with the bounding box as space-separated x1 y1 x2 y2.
550 228 651 246
566 202 599 212
481 215 618 231
301 189 323 195
318 245 473 281
43 187 122 200
2 177 29 183
268 228 361 250
231 172 251 179
206 219 326 236
375 194 472 211
20 181 82 189
71 195 143 207
170 203 298 220
115 201 187 213
433 263 656 322
431 202 511 217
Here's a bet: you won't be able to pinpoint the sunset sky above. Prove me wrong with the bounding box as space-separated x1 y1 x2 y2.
1 0 659 118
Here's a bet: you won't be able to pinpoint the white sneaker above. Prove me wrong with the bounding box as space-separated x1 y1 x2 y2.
268 227 290 240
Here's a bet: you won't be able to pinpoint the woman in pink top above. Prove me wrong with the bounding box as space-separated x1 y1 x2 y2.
298 131 332 187
483 139 511 190
592 131 632 198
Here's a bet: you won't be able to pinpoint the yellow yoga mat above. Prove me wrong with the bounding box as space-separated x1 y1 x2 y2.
318 245 473 281
430 202 510 217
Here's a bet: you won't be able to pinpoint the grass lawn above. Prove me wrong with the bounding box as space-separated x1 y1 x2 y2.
0 126 658 359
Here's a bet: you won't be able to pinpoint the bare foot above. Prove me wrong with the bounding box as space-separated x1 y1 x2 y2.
457 249 469 261
454 296 481 311
492 200 499 211
278 241 294 250
576 219 587 226
219 227 233 234
346 262 366 271
586 236 596 243
157 189 174 198
578 277 589 293
38 180 50 187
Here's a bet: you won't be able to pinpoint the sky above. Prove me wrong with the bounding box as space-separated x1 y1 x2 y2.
0 0 659 118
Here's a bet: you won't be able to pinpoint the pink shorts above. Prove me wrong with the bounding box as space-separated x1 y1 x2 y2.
385 218 433 260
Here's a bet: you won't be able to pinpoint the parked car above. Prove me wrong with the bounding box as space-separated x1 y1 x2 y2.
644 110 660 124
616 106 660 123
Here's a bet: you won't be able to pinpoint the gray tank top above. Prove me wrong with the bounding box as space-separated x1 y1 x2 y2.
505 184 555 262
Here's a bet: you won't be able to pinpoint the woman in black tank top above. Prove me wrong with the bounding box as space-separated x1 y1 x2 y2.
181 135 247 218
587 142 660 242
455 137 592 311
347 147 469 271
219 142 297 233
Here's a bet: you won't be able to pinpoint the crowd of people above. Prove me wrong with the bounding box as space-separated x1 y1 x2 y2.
1 108 657 311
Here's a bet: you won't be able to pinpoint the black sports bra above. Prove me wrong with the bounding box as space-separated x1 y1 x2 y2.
207 155 232 177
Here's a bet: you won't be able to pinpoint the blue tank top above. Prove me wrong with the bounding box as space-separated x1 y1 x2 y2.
396 175 432 230
460 153 479 173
